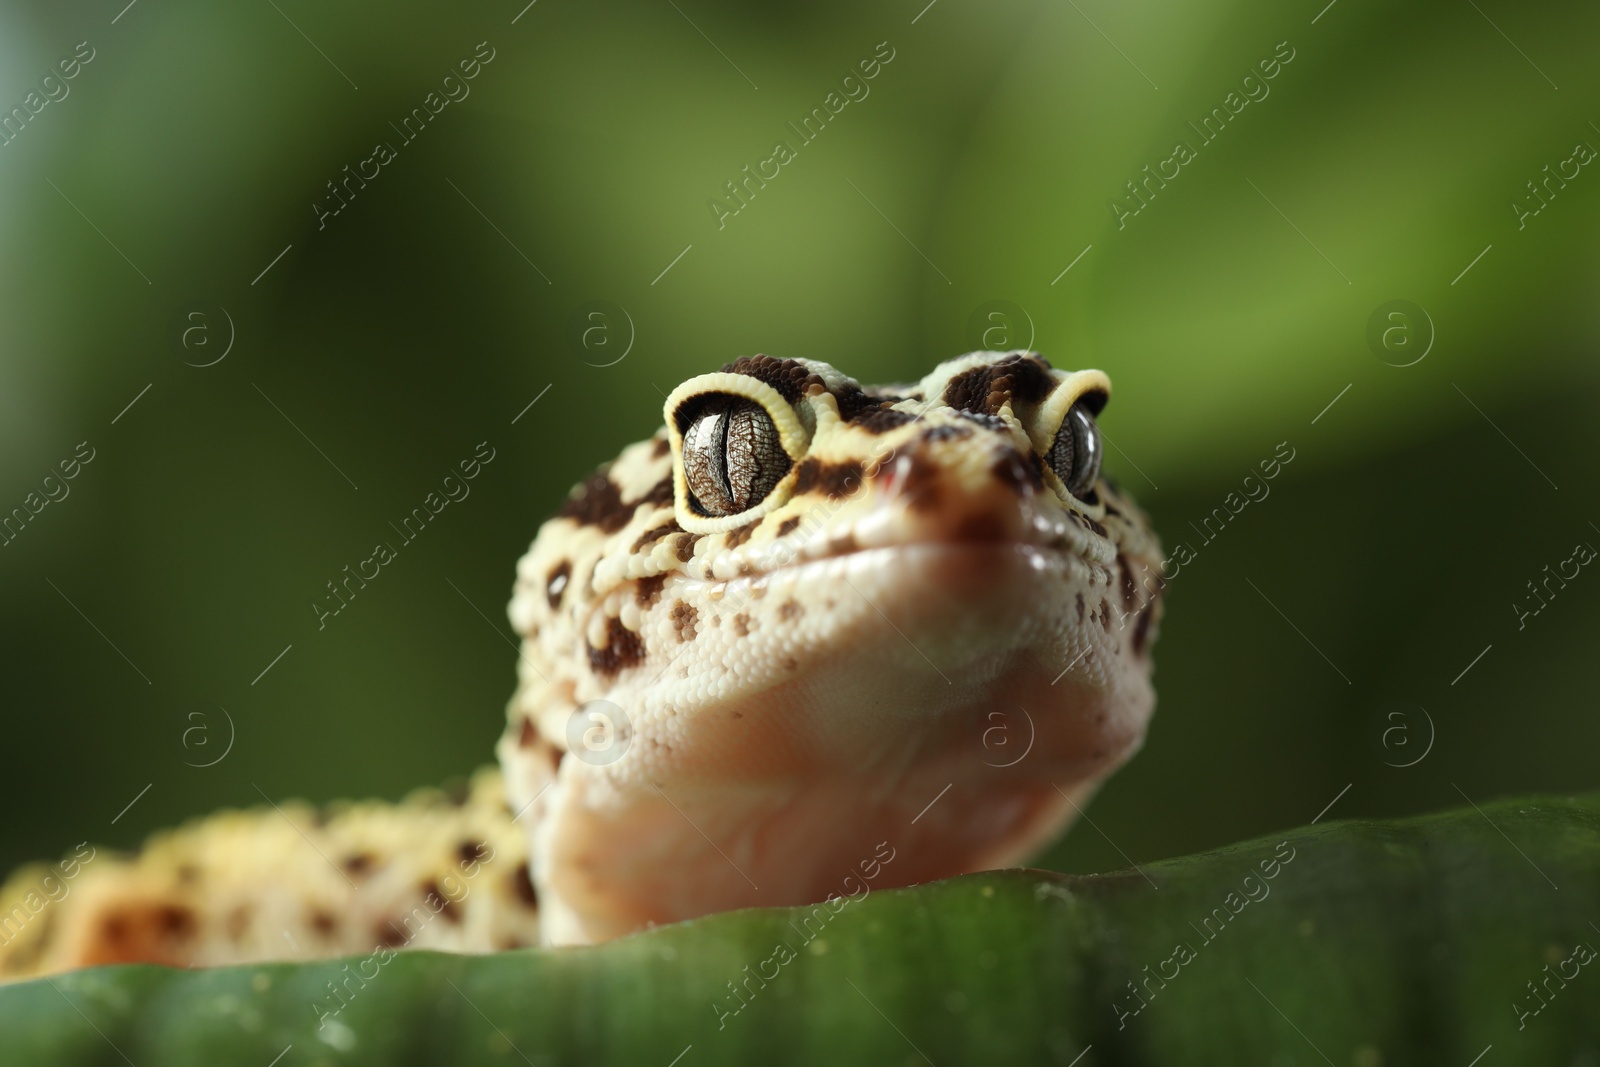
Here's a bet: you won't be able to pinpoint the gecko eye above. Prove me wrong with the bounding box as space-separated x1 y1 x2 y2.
1047 401 1102 500
678 395 791 517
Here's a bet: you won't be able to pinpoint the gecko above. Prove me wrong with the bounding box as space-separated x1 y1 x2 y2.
0 351 1164 976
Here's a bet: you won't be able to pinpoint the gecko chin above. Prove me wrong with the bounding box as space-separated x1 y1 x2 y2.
534 536 1160 945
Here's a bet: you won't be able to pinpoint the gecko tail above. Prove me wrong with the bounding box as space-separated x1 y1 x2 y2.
0 767 539 981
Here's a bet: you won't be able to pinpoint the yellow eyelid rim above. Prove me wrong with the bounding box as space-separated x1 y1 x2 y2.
663 371 811 533
1024 368 1113 457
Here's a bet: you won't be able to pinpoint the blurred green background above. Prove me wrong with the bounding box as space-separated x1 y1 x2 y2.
2 0 1597 885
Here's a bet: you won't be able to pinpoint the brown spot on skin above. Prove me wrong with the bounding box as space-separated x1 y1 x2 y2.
159 906 195 938
176 864 199 885
457 841 489 867
420 880 461 924
833 383 909 424
778 600 803 621
518 717 537 748
991 450 1044 496
793 458 865 498
776 516 801 537
781 656 799 672
636 573 667 608
227 905 252 943
547 561 572 610
720 355 826 403
376 921 407 948
85 903 196 966
540 744 563 777
310 910 339 937
732 613 751 637
1099 600 1112 632
674 534 701 563
1117 554 1138 609
651 436 672 458
557 469 633 534
832 384 917 431
921 423 973 444
587 617 646 676
632 519 683 552
724 521 758 548
510 862 538 907
942 354 1055 415
634 475 675 509
344 852 377 877
670 601 698 641
853 407 917 432
1132 605 1155 655
1075 593 1085 624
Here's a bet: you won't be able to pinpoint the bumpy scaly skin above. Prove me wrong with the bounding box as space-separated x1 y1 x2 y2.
0 770 539 979
501 351 1163 945
0 350 1163 975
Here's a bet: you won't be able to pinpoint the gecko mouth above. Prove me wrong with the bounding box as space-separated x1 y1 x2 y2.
739 542 1101 615
633 535 1139 686
637 469 1165 679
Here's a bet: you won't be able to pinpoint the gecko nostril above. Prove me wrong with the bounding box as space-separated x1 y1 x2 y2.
872 449 944 514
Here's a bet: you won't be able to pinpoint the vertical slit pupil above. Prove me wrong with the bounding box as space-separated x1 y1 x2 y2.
1047 401 1102 500
678 394 790 517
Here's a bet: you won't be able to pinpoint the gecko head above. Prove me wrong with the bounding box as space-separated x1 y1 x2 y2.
502 352 1166 943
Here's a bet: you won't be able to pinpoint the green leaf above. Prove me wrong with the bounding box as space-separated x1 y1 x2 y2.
7 792 1598 1065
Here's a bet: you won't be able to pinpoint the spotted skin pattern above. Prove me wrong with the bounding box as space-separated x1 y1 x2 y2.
502 351 1164 944
0 770 539 980
0 351 1163 974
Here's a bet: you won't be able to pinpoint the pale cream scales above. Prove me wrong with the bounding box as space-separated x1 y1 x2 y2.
500 351 1164 945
